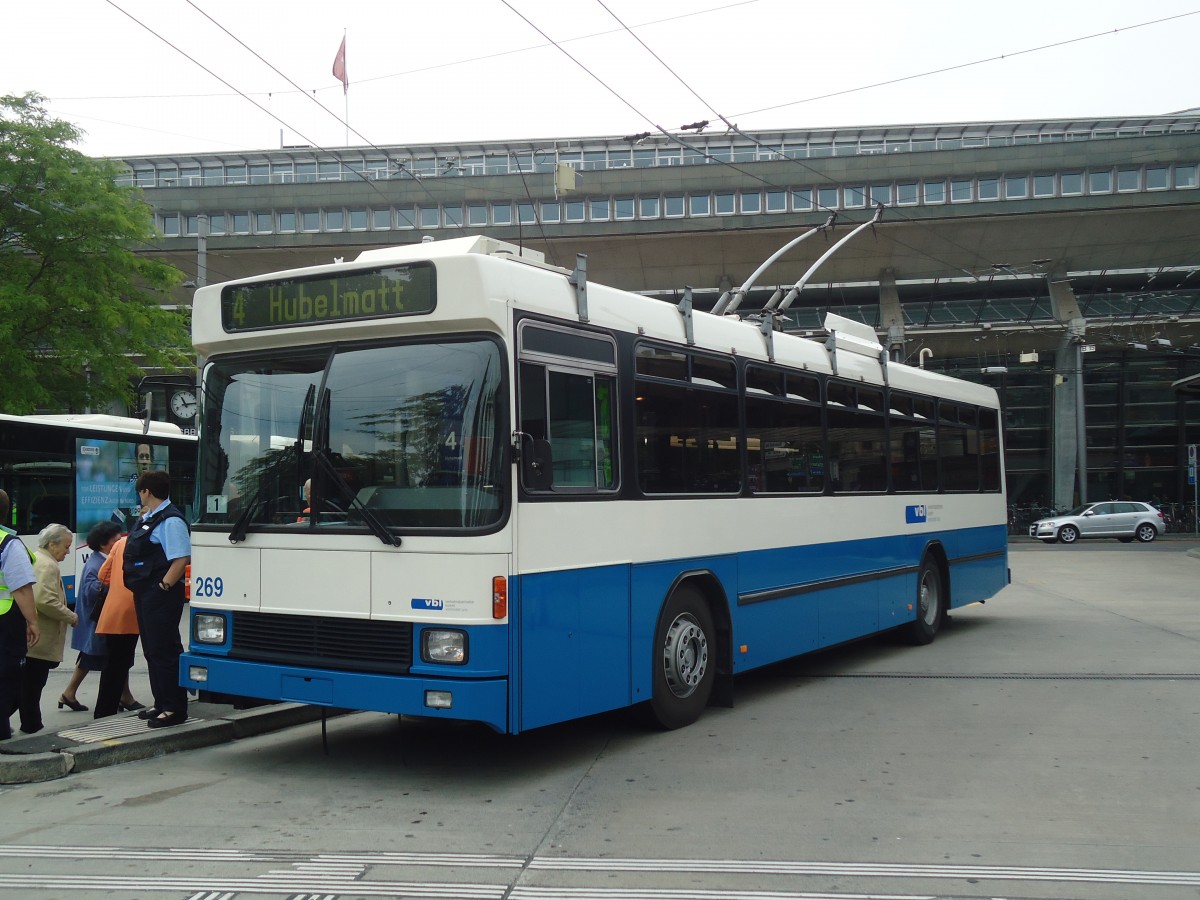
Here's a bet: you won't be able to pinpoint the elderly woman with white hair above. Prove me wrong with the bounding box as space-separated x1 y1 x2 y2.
16 523 78 735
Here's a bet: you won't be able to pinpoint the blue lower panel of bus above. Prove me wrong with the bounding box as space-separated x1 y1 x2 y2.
182 526 1006 735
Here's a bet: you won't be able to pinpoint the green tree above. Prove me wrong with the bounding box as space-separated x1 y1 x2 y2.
0 92 189 413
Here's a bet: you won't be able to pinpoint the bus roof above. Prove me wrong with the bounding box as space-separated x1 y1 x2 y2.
0 413 194 440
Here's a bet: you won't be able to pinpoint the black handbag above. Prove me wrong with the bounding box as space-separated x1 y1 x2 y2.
88 583 110 623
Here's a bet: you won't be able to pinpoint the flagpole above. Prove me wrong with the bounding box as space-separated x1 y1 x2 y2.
342 28 348 146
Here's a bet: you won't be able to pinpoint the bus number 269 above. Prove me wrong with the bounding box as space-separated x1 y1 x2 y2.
193 576 224 598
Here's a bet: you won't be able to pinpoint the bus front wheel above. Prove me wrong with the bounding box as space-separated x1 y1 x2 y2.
903 557 945 646
648 586 715 730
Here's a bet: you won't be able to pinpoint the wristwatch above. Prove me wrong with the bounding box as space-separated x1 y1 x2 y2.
159 581 174 591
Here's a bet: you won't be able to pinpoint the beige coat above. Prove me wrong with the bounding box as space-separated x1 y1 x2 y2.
29 548 74 663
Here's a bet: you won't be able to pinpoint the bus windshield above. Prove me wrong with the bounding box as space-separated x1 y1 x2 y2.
198 338 506 531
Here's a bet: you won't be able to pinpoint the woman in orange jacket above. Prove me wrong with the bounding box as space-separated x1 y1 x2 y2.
94 536 145 718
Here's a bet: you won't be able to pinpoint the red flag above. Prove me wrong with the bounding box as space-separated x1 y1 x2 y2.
332 36 348 94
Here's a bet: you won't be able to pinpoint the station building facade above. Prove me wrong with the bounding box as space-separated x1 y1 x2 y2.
116 113 1200 518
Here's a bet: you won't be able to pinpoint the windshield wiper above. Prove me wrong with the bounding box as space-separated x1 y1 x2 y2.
228 485 263 544
310 445 401 548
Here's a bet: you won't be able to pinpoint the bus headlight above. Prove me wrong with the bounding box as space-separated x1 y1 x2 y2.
422 629 467 664
194 613 227 644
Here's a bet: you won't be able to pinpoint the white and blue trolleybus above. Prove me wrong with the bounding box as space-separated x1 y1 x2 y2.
181 235 1008 732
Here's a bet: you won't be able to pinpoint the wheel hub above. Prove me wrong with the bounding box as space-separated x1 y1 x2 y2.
662 614 708 698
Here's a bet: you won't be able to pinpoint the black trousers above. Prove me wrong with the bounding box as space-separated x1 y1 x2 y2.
18 656 58 733
134 585 187 717
0 605 26 740
95 633 139 719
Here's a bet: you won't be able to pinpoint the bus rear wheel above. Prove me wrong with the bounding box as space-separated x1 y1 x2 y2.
648 585 715 730
903 557 945 645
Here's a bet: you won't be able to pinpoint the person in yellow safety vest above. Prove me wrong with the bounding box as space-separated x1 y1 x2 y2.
0 489 40 740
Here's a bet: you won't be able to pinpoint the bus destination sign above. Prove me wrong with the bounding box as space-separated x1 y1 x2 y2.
221 263 435 331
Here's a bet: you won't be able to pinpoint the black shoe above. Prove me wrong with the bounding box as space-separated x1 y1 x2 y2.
20 725 43 735
119 700 146 712
147 712 187 729
137 707 161 720
58 695 88 712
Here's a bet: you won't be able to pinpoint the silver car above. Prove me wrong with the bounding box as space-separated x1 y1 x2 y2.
1028 501 1165 544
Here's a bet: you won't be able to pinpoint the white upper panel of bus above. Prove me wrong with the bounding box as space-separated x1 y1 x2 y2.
0 413 192 439
191 234 997 409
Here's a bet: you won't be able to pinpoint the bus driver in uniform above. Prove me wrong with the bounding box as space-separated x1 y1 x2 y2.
0 489 40 741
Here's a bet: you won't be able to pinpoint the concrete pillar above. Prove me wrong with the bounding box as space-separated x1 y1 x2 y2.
879 269 905 361
1048 279 1087 510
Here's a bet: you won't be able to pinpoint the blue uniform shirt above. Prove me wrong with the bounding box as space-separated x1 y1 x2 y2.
140 499 191 561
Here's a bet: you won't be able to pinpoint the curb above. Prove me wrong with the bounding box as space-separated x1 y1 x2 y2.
0 702 340 785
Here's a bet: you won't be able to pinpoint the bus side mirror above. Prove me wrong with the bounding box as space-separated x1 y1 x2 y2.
522 439 553 491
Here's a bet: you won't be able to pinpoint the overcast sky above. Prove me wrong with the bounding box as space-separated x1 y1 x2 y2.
5 0 1200 159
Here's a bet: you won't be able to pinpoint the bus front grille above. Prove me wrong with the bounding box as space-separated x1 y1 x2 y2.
229 611 413 675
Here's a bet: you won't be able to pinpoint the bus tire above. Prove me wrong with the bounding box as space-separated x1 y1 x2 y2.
903 557 945 646
648 585 715 730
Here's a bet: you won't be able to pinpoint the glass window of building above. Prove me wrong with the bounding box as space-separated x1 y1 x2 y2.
249 164 269 184
518 202 537 225
301 210 320 231
640 196 661 218
161 214 180 236
1060 172 1083 195
326 209 345 230
740 192 761 214
540 200 561 223
492 202 513 225
203 166 223 186
565 200 585 222
254 212 272 233
589 197 611 221
184 215 199 236
978 177 1000 201
1117 168 1140 191
665 194 685 217
396 208 416 229
349 209 368 229
295 162 317 183
843 186 865 208
766 190 787 212
1175 164 1197 188
318 161 341 181
1005 175 1028 199
1089 170 1112 193
689 194 711 216
372 209 391 230
366 159 388 179
1146 166 1169 190
418 206 439 228
582 150 607 170
271 162 293 183
180 166 200 185
485 154 509 175
951 179 973 202
608 149 632 169
226 164 247 185
792 188 813 210
467 205 487 227
634 149 657 168
817 186 838 209
715 192 735 215
870 184 892 205
277 211 296 232
615 197 635 220
232 212 250 233
208 214 225 235
897 182 918 205
443 207 463 227
134 168 155 187
1033 174 1056 197
924 180 946 204
659 148 681 166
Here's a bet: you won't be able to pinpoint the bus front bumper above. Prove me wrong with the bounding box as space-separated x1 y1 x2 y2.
180 653 510 733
